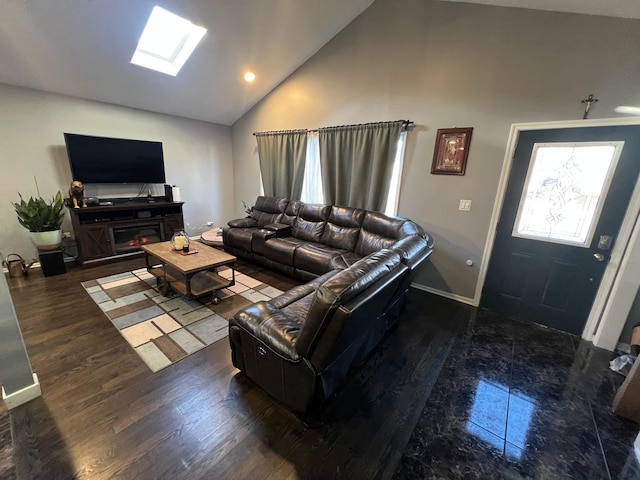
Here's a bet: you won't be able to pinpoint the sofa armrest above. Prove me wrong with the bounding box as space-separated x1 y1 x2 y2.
264 223 292 237
391 235 433 270
232 301 304 360
271 269 340 309
228 217 258 228
251 224 293 255
251 228 276 255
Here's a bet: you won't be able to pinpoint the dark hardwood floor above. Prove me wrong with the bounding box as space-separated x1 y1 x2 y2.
5 257 457 479
0 406 16 480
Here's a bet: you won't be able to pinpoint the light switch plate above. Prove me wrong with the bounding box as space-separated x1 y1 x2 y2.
459 199 472 211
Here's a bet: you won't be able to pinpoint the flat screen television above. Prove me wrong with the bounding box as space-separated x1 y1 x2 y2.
64 133 166 184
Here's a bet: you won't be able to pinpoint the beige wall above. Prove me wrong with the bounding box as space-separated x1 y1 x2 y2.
231 0 640 300
0 83 234 260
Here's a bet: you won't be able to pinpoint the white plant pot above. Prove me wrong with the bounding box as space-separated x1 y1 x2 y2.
30 230 62 251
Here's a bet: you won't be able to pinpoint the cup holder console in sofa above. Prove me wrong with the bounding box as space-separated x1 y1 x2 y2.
224 196 433 415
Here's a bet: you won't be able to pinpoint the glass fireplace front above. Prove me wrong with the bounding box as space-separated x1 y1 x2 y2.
111 222 164 255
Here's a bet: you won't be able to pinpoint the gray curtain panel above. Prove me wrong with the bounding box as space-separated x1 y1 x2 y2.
255 130 308 199
319 120 403 212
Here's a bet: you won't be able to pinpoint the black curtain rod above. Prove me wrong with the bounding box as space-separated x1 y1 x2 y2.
253 128 309 136
253 120 413 136
315 119 413 132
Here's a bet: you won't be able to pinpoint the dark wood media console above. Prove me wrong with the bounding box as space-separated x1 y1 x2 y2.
69 201 184 266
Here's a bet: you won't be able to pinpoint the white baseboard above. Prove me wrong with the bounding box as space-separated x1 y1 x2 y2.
2 373 41 409
411 283 475 306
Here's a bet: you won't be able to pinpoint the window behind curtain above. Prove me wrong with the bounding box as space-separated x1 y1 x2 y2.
384 131 407 216
289 130 407 213
300 132 323 204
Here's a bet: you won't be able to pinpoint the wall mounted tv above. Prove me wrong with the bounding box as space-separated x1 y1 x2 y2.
64 133 166 184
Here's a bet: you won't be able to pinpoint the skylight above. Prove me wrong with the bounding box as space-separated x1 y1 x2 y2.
131 6 206 76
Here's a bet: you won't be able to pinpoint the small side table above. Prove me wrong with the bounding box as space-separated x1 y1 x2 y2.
38 249 66 277
200 228 224 248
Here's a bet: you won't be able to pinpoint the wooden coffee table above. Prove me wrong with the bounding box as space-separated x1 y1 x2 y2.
142 240 236 303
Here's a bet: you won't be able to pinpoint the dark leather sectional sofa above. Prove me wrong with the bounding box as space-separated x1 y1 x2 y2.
223 196 433 415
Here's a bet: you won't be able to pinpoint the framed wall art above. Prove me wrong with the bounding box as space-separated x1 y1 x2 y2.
431 127 473 175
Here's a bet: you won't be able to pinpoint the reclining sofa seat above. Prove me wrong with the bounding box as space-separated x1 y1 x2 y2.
230 249 407 414
253 201 330 279
222 196 289 261
225 197 430 281
224 196 433 415
293 204 364 281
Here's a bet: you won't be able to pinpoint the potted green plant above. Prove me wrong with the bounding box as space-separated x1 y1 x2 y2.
13 191 65 251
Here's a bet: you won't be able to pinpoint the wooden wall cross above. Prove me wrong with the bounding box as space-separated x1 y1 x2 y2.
582 94 599 119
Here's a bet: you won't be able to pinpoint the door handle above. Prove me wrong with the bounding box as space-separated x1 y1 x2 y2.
593 253 605 262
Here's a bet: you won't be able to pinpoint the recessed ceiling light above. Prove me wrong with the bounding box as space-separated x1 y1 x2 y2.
244 71 256 82
131 6 206 76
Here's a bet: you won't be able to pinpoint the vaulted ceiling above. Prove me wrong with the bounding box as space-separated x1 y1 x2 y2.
0 0 374 126
440 0 640 20
0 0 638 126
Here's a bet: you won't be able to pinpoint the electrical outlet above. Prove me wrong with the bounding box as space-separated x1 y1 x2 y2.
459 199 472 212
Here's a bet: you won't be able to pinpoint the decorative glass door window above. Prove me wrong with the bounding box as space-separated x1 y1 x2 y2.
512 141 624 247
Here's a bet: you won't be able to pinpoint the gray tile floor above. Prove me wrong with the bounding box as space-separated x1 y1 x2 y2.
394 303 640 480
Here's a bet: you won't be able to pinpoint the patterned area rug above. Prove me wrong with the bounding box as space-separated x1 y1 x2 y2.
82 267 284 372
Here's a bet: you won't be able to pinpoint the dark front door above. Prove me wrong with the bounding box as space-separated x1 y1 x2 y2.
482 125 640 335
